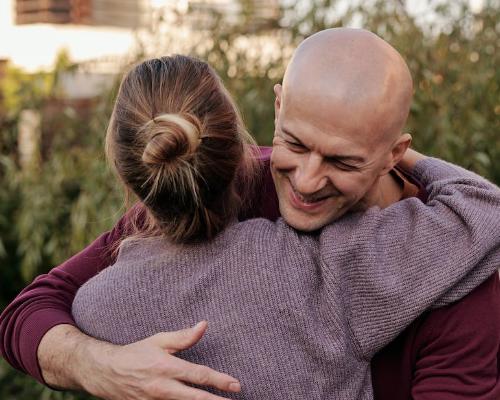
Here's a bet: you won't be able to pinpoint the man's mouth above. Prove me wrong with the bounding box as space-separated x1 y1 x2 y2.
288 184 332 211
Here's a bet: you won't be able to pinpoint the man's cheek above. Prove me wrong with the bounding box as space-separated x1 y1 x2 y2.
329 197 349 213
271 146 294 170
336 173 368 191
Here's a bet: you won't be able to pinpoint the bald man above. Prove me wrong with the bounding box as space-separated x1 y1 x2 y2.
272 28 414 232
1 29 499 400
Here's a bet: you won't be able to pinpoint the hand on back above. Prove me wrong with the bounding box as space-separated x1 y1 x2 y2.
81 321 241 400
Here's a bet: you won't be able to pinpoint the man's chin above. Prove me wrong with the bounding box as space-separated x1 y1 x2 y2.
281 208 328 232
280 203 350 232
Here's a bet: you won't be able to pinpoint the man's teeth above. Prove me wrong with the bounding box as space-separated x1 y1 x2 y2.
297 192 322 204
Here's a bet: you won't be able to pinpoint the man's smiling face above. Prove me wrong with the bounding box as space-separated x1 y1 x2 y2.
271 84 396 232
270 29 414 232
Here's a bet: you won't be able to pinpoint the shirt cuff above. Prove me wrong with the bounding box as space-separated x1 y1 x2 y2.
18 310 76 386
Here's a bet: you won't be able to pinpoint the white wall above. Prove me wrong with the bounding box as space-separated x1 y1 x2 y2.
0 0 139 71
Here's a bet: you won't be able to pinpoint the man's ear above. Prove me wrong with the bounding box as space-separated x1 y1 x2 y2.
379 133 412 175
273 84 282 126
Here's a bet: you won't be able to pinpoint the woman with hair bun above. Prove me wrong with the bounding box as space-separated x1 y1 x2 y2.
72 55 500 399
105 55 258 244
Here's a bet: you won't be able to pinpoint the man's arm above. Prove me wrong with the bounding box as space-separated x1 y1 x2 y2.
411 272 500 400
0 146 275 384
38 322 241 400
0 210 128 382
1 148 277 396
0 205 241 399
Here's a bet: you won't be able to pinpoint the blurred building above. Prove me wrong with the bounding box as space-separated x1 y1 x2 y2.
14 0 281 34
187 0 280 32
15 0 150 28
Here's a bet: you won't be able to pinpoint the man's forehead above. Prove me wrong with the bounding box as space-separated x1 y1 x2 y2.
280 78 400 147
279 28 413 147
281 89 386 146
282 69 390 120
278 114 373 162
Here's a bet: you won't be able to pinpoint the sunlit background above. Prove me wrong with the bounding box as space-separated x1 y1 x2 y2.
0 1 499 398
0 0 487 70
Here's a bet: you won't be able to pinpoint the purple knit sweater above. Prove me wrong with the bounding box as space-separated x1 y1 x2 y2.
72 158 500 400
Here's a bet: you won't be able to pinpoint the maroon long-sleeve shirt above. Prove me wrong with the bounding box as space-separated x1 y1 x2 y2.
1 147 499 399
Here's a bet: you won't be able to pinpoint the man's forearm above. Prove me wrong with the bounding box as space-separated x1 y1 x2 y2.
37 322 242 400
38 324 112 391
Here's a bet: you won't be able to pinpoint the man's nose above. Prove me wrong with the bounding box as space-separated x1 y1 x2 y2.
293 153 328 194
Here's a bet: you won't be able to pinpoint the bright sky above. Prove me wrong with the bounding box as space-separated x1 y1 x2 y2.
0 0 485 72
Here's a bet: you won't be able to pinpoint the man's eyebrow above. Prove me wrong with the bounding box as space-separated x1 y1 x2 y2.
281 127 303 144
282 126 365 164
327 154 366 164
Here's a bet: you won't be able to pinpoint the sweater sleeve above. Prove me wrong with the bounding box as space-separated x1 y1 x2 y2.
0 207 136 384
319 157 500 359
411 273 500 400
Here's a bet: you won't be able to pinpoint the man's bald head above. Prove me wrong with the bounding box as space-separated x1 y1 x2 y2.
282 28 413 144
271 28 415 231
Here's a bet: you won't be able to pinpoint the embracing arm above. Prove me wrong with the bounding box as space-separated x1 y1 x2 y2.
0 146 275 384
320 151 500 357
0 215 126 384
0 204 240 399
38 322 241 400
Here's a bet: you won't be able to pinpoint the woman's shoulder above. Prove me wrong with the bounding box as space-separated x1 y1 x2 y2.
232 217 303 241
111 218 319 270
232 218 320 256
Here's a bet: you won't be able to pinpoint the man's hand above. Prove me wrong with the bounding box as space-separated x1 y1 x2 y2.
38 321 241 400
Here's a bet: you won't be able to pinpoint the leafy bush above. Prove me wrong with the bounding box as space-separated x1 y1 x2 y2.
0 1 498 398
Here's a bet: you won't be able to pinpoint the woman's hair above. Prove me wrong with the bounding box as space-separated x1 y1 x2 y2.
106 55 258 243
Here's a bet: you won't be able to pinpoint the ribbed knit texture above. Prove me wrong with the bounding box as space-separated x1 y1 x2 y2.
72 158 500 400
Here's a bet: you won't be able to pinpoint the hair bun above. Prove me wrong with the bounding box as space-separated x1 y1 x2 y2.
141 113 201 166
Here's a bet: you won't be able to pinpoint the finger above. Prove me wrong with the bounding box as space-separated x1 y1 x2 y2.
167 380 234 400
149 321 208 352
172 357 241 393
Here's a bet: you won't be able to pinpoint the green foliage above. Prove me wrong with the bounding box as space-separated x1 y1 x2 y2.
0 1 498 399
0 358 98 400
14 97 122 281
0 114 23 308
1 54 123 285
